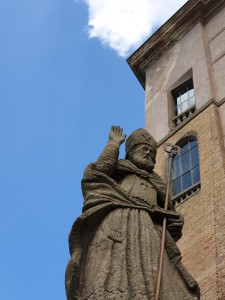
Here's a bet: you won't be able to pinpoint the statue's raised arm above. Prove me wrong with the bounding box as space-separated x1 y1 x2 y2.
94 126 126 175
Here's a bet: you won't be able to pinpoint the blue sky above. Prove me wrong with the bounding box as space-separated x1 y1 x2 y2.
0 0 186 299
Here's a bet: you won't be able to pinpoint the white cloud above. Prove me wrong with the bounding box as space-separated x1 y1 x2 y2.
81 0 187 57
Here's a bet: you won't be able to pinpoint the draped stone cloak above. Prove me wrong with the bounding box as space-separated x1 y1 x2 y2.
66 145 200 300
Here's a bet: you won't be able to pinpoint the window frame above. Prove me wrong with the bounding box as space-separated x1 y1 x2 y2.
170 137 201 205
169 78 196 129
172 78 196 117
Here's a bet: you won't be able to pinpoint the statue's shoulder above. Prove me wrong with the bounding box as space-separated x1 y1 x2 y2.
83 162 97 178
116 159 136 172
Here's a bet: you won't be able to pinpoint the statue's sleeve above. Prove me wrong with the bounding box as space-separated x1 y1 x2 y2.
94 143 119 175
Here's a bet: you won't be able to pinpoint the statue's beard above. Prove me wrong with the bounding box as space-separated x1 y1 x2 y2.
130 154 155 173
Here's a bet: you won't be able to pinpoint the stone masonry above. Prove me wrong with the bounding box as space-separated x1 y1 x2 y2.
154 104 225 299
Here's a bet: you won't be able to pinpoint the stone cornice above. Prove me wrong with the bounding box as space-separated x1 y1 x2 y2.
127 0 225 89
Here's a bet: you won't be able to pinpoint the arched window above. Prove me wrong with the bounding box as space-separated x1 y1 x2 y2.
171 138 200 200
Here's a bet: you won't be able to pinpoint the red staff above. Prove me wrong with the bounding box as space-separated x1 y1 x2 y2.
155 143 180 300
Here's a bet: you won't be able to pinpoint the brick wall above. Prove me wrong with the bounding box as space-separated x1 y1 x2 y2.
154 104 225 299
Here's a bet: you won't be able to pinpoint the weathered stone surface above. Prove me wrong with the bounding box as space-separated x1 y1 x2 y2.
65 126 200 299
155 104 225 299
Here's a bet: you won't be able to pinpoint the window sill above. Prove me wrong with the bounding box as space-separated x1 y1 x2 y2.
172 182 201 207
171 105 196 129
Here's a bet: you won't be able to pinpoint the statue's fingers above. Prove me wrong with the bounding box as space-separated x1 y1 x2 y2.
167 223 183 229
167 217 182 222
113 126 118 134
168 219 183 225
166 211 180 219
120 135 126 144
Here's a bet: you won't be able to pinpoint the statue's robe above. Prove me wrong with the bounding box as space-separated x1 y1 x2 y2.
66 145 200 300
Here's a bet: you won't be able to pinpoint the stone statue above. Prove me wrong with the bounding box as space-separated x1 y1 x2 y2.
66 126 200 300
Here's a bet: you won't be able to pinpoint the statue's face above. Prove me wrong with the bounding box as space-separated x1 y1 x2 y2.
128 144 156 172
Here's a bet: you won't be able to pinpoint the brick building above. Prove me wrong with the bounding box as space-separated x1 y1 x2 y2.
128 0 225 299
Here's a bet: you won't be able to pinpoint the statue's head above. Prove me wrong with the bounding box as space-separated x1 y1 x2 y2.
125 129 157 172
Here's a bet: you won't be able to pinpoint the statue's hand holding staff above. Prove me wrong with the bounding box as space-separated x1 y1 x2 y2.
167 214 184 241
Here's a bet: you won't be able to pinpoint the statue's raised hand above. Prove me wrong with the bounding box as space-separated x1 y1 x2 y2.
108 126 126 147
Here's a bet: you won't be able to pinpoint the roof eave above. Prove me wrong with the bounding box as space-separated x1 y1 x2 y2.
127 0 225 90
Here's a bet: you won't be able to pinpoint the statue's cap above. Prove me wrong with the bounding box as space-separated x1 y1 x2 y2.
125 128 157 154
